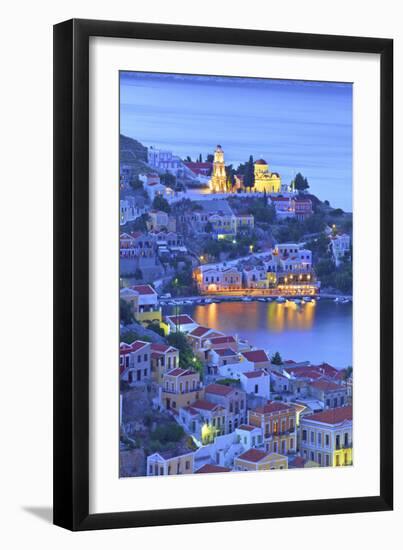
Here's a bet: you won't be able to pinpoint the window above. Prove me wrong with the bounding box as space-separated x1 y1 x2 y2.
340 396 344 405
335 455 340 466
325 434 330 447
310 431 315 444
185 461 190 470
254 384 258 394
310 451 314 461
137 355 141 363
325 454 330 466
144 368 147 377
317 432 322 446
144 354 148 361
302 429 307 442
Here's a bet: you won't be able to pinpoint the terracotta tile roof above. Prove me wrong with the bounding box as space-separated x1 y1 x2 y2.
237 448 268 463
119 340 148 355
130 284 156 295
243 369 267 379
191 399 219 412
310 379 342 391
304 406 352 425
209 336 236 345
166 314 195 325
214 348 238 357
237 424 258 432
254 401 293 415
284 366 323 380
165 368 195 377
189 326 212 337
151 343 176 354
195 464 231 474
242 350 269 363
205 383 234 396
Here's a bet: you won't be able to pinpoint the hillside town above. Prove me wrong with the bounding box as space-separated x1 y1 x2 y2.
119 137 353 477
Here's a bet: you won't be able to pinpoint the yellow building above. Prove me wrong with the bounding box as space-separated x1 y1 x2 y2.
147 450 195 476
234 448 288 471
209 145 227 192
253 159 281 193
160 368 204 411
300 406 353 467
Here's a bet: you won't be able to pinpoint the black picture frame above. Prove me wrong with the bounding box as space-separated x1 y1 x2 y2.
53 18 393 531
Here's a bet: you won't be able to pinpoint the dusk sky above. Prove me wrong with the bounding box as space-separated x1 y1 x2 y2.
120 72 352 211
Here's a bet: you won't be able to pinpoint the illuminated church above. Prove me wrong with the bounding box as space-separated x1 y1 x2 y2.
209 145 227 192
253 159 281 193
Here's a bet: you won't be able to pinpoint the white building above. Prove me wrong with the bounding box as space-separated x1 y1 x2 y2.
120 197 145 226
240 369 271 399
329 233 351 267
147 147 184 176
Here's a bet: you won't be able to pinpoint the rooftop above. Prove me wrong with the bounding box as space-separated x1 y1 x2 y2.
166 314 196 325
195 464 231 474
205 383 235 396
237 448 268 463
130 284 157 295
253 401 293 415
304 406 352 425
241 350 269 363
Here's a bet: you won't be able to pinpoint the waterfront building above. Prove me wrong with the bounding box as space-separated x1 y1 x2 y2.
163 314 199 334
119 340 151 385
119 231 156 259
127 284 162 325
147 450 195 476
234 449 288 471
252 159 282 193
209 145 227 192
299 406 353 467
194 264 243 293
159 368 203 411
329 233 351 267
248 401 297 455
204 384 247 432
150 342 180 384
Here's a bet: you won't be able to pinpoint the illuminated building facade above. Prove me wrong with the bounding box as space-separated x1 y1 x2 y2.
253 159 282 193
209 145 227 192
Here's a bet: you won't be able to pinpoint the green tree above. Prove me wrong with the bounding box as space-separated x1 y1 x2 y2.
271 351 283 365
206 154 214 163
205 221 213 233
294 172 310 191
129 176 144 190
160 171 176 189
134 268 143 280
244 155 255 189
166 331 204 378
152 195 171 213
120 298 133 325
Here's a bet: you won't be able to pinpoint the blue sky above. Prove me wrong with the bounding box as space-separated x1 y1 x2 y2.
120 72 352 211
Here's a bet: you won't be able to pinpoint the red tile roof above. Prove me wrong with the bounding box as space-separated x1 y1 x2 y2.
243 369 267 379
189 326 212 337
254 401 293 415
209 336 236 345
191 399 219 412
151 343 176 353
130 284 156 295
205 383 234 396
119 340 148 355
284 366 323 380
214 348 238 357
237 448 268 463
195 464 231 474
242 350 269 363
165 368 195 377
166 314 195 325
310 379 342 391
237 424 258 432
304 406 352 425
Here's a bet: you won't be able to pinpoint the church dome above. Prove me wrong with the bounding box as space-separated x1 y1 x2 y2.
255 158 267 165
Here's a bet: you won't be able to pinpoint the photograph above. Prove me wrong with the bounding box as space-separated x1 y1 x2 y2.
119 71 353 478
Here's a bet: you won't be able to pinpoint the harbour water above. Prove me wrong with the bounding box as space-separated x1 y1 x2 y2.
163 299 352 369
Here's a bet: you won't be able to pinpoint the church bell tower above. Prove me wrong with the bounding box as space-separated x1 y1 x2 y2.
209 145 227 192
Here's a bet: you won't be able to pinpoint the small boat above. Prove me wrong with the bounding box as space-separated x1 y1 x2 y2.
316 296 321 301
303 296 312 302
205 298 212 304
184 300 192 304
265 297 272 302
196 299 202 304
293 298 302 305
276 296 286 303
258 298 266 302
341 298 350 304
242 296 252 302
334 297 341 303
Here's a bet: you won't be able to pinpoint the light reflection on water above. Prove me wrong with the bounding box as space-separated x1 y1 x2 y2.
164 301 352 369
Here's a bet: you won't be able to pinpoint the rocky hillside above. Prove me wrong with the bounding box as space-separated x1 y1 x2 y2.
120 134 148 163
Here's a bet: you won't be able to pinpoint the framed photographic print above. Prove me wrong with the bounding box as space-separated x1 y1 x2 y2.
53 19 393 530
